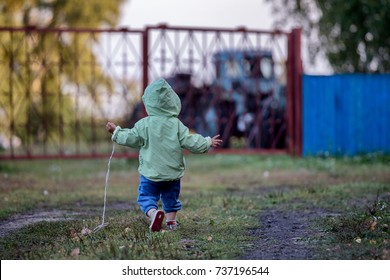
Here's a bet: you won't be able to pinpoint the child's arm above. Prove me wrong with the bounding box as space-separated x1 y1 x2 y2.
106 121 144 148
178 121 222 153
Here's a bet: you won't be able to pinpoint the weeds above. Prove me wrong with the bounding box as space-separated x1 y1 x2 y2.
319 193 390 259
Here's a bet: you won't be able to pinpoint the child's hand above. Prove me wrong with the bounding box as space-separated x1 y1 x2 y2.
106 122 116 134
210 134 223 148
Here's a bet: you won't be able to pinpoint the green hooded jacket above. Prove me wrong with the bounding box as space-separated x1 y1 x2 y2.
112 78 212 181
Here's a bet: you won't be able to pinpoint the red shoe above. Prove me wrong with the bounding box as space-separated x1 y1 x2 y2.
149 210 165 232
166 220 178 231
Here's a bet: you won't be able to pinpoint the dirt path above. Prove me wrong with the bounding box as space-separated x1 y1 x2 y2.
243 207 331 260
0 202 131 238
0 209 82 238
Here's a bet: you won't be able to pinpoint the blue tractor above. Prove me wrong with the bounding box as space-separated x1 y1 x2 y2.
209 49 286 149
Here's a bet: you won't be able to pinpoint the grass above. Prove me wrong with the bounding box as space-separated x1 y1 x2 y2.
0 153 389 259
316 192 390 259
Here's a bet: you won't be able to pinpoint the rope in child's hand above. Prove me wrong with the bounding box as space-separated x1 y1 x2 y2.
93 142 115 233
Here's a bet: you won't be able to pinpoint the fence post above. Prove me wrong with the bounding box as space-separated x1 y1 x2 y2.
141 27 150 117
287 28 303 156
8 30 15 158
142 27 149 92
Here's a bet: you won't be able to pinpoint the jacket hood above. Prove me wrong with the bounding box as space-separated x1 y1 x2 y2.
142 79 181 117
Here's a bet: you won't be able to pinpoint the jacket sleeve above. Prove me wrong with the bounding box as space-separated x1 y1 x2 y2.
111 125 144 148
178 120 211 153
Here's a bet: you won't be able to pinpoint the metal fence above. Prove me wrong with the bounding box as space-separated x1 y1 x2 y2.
0 25 302 159
303 74 390 156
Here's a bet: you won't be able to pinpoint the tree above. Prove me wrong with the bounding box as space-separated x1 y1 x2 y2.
0 0 125 153
0 0 124 28
266 0 390 73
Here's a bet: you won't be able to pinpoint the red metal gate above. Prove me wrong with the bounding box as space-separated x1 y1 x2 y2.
0 25 301 159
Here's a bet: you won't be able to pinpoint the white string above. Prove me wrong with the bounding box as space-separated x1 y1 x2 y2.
93 142 115 233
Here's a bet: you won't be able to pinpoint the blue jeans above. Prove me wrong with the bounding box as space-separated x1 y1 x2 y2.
137 175 182 215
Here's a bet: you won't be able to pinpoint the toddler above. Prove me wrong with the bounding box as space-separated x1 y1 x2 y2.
106 78 222 231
